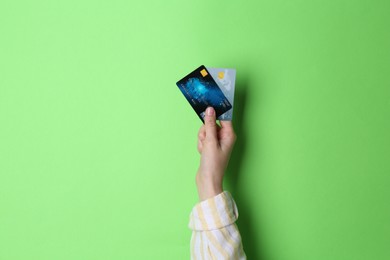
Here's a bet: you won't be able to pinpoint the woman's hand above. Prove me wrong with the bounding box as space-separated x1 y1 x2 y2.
196 107 236 201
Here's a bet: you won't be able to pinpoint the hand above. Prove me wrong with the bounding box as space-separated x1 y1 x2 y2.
196 107 236 201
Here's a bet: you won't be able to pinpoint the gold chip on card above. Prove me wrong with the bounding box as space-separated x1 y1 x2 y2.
200 69 208 77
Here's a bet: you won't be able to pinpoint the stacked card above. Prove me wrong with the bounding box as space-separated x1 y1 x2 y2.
176 65 236 122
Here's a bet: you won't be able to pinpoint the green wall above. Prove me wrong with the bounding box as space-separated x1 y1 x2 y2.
1 0 389 259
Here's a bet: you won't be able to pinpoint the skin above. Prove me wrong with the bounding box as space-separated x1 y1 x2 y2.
196 107 237 201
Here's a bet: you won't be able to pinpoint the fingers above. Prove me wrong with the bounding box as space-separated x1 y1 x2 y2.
197 139 203 154
219 120 236 151
219 120 234 131
220 120 236 137
198 125 206 141
204 107 218 141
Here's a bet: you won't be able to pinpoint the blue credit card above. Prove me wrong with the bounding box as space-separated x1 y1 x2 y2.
176 65 232 122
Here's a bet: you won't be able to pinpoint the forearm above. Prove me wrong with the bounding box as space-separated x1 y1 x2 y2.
195 173 223 202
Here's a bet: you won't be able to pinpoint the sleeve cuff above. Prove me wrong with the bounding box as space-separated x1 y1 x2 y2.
188 191 239 231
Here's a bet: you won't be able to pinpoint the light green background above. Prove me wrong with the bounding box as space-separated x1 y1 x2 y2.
1 0 389 259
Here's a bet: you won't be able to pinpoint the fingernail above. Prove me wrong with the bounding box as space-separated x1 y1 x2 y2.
206 107 215 116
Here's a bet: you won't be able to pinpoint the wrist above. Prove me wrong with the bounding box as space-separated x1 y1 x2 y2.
195 173 223 201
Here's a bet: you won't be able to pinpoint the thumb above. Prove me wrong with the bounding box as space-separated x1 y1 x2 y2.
204 107 218 141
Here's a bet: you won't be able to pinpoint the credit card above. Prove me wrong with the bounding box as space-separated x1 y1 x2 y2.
176 65 232 122
207 67 236 120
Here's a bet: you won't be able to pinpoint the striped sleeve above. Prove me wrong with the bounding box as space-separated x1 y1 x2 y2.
189 191 247 260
